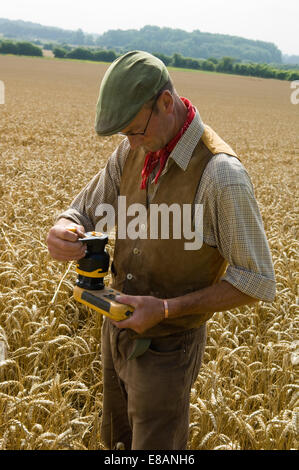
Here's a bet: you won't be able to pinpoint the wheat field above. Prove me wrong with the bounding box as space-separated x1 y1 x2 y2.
0 55 298 450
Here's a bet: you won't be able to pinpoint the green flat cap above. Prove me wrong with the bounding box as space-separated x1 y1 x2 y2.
95 50 169 136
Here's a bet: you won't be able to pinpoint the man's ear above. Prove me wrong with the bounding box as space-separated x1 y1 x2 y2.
159 90 174 114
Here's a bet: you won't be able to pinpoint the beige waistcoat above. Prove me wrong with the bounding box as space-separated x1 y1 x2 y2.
111 125 239 337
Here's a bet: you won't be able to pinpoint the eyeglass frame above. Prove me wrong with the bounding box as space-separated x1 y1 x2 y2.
118 91 162 137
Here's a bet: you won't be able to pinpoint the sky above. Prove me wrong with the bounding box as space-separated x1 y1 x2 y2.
0 0 298 55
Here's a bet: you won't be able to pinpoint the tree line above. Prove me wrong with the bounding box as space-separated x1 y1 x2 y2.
1 39 298 82
0 39 42 56
1 19 299 66
0 18 94 47
52 44 117 62
96 25 283 65
0 19 285 64
163 53 299 81
52 46 299 81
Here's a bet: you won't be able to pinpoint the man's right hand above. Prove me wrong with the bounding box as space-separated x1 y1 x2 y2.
46 218 87 261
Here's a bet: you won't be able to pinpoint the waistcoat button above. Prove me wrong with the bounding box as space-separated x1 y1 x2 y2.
133 248 140 255
127 273 133 280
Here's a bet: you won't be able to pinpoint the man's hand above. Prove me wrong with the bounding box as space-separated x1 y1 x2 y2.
46 218 86 261
111 281 259 335
112 295 165 334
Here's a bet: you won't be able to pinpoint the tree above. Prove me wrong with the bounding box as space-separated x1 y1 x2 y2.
0 40 18 54
152 52 172 66
287 71 299 80
72 28 85 45
208 57 218 64
93 49 117 62
66 47 93 60
44 43 54 50
172 53 186 68
274 70 289 80
16 41 43 56
53 47 66 58
216 56 235 73
201 60 216 71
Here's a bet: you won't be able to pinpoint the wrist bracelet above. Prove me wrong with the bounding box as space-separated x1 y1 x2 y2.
163 300 169 319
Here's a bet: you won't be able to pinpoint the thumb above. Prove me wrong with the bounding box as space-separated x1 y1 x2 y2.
76 225 86 237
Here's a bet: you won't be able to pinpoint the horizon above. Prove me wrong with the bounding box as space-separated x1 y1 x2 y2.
0 17 297 58
0 0 298 56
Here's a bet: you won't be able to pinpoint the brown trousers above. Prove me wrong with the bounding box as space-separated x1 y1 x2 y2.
100 318 207 450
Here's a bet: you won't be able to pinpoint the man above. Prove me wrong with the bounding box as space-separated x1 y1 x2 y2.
47 51 276 450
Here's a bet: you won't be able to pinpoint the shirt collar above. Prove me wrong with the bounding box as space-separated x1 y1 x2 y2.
164 109 204 172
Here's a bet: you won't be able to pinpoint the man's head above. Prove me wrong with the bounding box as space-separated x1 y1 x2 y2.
95 51 187 152
95 51 170 137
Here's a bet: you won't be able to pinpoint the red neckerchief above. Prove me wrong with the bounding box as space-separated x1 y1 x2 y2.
140 97 196 190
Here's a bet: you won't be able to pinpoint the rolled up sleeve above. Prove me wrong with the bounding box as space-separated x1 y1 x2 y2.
200 155 276 303
217 183 276 301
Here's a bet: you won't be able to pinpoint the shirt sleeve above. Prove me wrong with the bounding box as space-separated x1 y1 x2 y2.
199 154 276 302
57 138 130 231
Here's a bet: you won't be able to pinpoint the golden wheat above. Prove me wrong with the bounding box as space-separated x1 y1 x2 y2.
0 55 298 450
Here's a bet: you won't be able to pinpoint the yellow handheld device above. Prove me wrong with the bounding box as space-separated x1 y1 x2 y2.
71 231 134 321
73 285 133 321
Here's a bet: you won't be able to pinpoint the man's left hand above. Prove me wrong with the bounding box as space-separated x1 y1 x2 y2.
112 295 165 334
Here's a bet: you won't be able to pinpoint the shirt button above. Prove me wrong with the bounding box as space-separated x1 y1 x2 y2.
127 273 133 280
141 224 146 231
133 248 140 255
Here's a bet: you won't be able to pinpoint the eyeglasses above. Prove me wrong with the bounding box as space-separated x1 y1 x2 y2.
119 92 161 137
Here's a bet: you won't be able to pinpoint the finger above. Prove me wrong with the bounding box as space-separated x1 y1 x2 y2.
115 294 137 307
47 226 77 244
66 224 86 238
53 237 84 254
62 227 82 242
49 253 80 262
49 248 86 262
112 317 133 329
77 228 86 238
48 239 86 260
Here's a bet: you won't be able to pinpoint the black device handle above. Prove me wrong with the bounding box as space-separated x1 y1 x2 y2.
79 232 108 254
76 232 110 290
